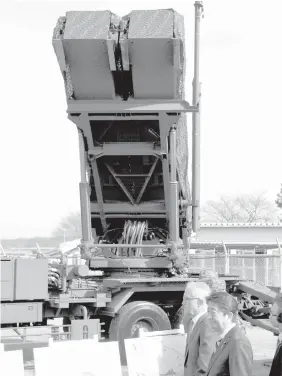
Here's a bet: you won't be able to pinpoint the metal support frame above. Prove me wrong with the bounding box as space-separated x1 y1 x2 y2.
105 157 159 205
67 99 197 113
89 143 161 158
159 113 171 220
71 109 189 247
136 157 159 204
91 213 166 219
66 46 200 250
90 202 166 213
76 114 107 233
169 127 179 254
91 158 107 231
105 163 135 205
78 131 92 242
192 1 204 234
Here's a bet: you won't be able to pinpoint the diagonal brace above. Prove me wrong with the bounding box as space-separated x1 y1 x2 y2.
105 163 135 205
136 157 159 205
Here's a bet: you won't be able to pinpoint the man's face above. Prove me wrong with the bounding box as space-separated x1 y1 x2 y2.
207 301 232 333
182 293 202 318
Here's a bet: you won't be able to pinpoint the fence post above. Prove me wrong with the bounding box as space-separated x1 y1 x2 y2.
241 251 245 279
222 241 229 274
212 248 215 271
252 249 256 281
201 250 205 270
265 250 269 287
277 238 282 292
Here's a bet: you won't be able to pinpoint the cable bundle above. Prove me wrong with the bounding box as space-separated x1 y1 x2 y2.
119 220 148 257
48 266 61 289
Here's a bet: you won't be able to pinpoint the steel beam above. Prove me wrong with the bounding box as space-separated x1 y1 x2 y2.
90 159 107 232
136 157 159 204
87 115 159 121
169 127 179 254
76 112 107 232
105 163 135 205
67 99 197 113
78 113 94 149
91 213 166 219
159 114 171 220
192 1 203 234
90 202 165 213
78 131 92 242
88 143 161 158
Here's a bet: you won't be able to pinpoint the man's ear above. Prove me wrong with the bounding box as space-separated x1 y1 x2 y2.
227 311 234 321
197 298 204 307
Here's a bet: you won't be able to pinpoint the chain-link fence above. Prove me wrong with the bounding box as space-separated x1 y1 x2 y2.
3 240 282 288
188 243 282 288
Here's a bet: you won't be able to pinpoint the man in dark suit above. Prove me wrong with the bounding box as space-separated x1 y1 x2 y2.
206 291 253 376
183 281 217 376
269 293 282 376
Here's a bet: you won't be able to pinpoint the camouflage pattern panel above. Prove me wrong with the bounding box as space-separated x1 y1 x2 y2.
52 11 120 100
124 9 185 99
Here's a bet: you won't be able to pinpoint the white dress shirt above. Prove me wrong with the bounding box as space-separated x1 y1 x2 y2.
187 310 207 341
216 323 236 346
219 323 236 340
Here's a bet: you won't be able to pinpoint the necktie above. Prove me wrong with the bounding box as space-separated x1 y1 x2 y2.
187 319 195 342
184 318 195 365
213 339 222 354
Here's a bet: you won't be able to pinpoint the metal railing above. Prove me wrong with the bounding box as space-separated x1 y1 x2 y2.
186 239 282 289
0 322 105 345
1 325 71 344
3 239 282 287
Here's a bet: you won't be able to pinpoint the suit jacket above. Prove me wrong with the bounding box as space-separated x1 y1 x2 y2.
206 326 253 376
269 341 282 376
184 312 217 376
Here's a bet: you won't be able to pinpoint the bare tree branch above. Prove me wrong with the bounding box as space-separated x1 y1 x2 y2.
52 211 82 239
276 184 282 209
201 193 279 223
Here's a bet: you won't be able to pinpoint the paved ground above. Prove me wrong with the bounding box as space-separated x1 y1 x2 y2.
1 322 278 375
246 324 277 376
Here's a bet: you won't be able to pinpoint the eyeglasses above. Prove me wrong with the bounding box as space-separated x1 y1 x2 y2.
182 297 199 303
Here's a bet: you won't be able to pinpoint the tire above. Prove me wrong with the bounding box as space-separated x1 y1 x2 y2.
109 301 171 365
171 305 184 329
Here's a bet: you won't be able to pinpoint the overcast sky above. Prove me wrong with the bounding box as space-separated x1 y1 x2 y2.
0 0 281 238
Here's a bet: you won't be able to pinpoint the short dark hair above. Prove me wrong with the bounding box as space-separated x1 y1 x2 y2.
273 293 282 322
207 291 238 316
277 312 282 324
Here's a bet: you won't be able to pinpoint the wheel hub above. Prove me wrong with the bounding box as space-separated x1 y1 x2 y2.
131 319 154 337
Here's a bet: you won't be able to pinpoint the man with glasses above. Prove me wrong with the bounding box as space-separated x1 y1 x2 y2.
269 293 282 375
183 281 216 376
206 291 253 376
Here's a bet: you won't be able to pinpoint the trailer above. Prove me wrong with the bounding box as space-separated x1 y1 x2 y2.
0 2 279 364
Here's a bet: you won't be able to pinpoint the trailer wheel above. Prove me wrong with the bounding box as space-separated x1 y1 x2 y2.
109 301 171 365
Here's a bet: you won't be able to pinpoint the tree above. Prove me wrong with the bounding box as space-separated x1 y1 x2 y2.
201 193 280 223
52 211 82 240
275 184 282 209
